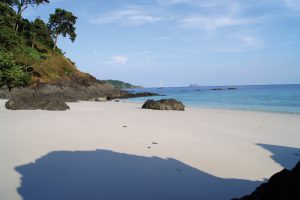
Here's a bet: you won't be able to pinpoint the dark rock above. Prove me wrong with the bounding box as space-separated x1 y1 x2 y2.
108 92 159 100
233 161 300 200
210 87 238 91
142 99 185 111
210 88 225 91
2 85 159 111
5 89 70 111
1 71 159 111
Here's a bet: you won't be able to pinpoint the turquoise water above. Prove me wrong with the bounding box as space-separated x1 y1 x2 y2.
126 84 300 114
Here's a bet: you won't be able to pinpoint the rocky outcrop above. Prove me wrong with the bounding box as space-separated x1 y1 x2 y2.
1 71 159 111
5 89 70 111
233 161 300 200
108 92 158 100
142 99 185 111
1 84 158 111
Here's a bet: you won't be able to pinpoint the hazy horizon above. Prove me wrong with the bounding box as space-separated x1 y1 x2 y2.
139 83 300 88
24 0 300 87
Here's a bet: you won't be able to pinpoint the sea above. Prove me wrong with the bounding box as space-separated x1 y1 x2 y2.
126 84 300 114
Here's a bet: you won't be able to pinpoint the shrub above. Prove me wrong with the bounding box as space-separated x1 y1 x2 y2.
0 51 31 90
0 26 22 51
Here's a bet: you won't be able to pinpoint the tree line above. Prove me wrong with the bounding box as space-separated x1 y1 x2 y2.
0 0 77 90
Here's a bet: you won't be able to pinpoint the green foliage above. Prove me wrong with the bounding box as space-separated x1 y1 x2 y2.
48 8 77 50
0 0 16 6
32 18 53 47
103 80 142 89
22 46 42 60
0 26 21 50
0 51 31 90
0 2 16 27
0 0 81 84
0 2 22 51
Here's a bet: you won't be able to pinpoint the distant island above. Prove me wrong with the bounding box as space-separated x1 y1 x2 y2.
103 80 142 89
189 84 200 87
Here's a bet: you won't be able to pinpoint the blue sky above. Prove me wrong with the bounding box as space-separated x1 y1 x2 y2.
24 0 300 87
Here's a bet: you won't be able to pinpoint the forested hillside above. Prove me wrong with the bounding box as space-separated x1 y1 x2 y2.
103 80 142 89
0 0 91 90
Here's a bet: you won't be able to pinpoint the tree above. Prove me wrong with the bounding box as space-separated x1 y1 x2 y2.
0 51 31 91
0 1 16 28
0 2 21 51
30 18 50 48
12 0 49 32
0 0 16 6
48 8 76 52
48 8 77 51
14 0 49 16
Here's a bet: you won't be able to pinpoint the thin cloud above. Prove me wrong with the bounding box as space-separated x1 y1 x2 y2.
284 0 300 12
111 56 129 64
210 33 264 53
157 0 231 7
90 6 163 26
180 16 241 31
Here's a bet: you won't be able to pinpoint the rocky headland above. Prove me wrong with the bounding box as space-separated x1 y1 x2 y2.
1 73 158 111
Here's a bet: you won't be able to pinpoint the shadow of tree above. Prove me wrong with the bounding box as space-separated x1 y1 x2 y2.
256 143 300 170
15 149 261 200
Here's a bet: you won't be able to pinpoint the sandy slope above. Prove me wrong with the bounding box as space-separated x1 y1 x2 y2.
0 100 299 200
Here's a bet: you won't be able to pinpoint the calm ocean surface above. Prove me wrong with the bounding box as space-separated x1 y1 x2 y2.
126 84 300 114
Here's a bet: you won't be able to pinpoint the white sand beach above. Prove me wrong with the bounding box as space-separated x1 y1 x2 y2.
0 99 300 200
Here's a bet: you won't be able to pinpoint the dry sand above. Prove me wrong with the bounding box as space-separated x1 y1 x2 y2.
0 99 300 199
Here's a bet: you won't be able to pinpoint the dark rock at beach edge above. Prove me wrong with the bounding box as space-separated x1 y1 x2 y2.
232 160 300 200
1 83 159 111
108 92 159 100
5 91 70 111
142 99 185 111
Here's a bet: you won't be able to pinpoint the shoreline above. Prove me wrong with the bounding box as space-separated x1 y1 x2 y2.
123 99 300 115
1 98 299 115
1 100 300 199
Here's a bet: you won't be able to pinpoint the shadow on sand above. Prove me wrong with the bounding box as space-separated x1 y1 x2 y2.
257 143 300 170
15 149 260 200
15 144 300 200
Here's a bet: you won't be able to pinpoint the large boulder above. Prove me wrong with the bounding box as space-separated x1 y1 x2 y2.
233 161 300 200
142 99 185 111
5 89 70 111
